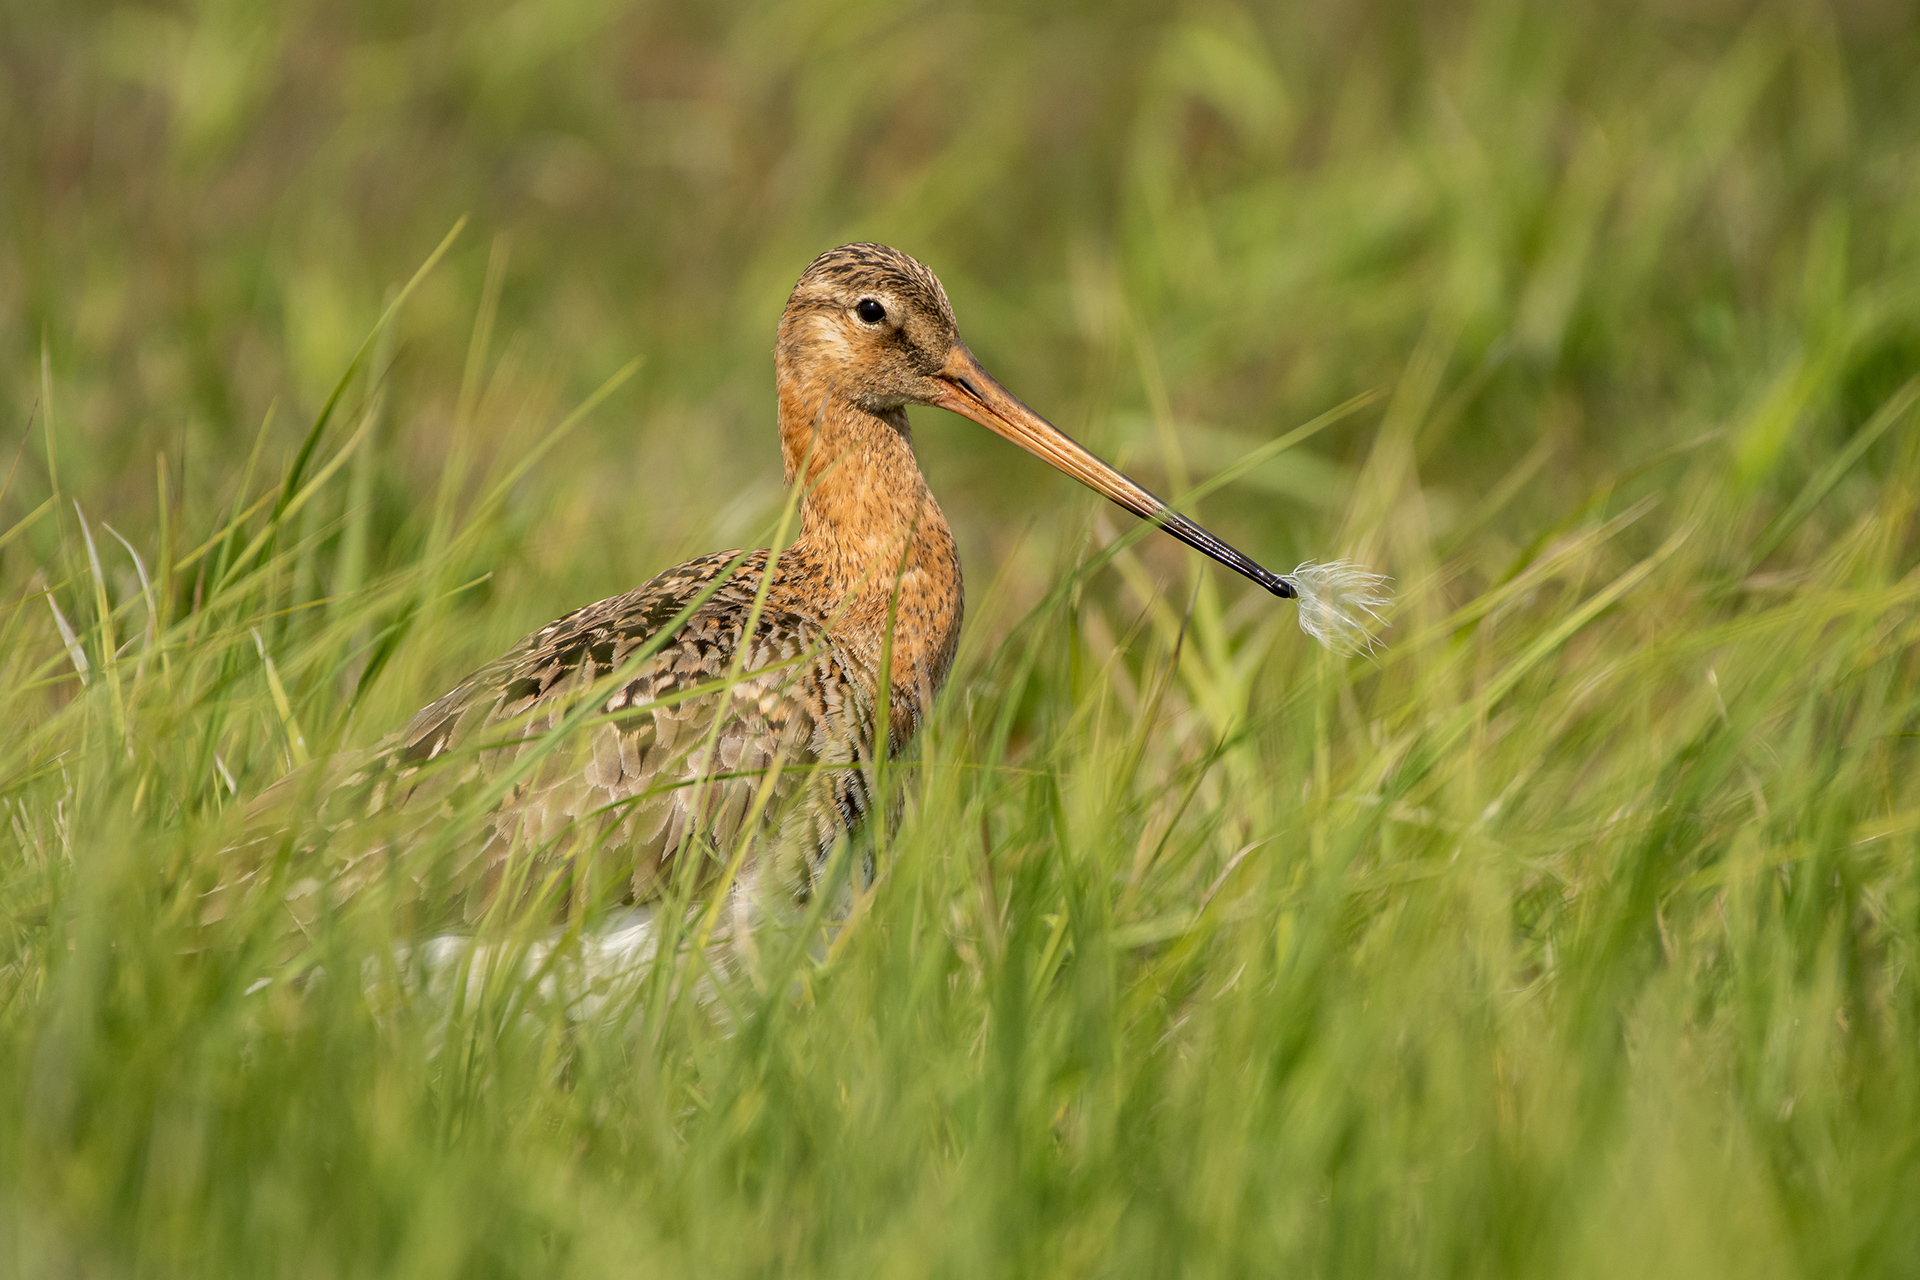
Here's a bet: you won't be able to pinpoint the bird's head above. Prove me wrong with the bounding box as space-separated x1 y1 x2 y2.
777 242 962 414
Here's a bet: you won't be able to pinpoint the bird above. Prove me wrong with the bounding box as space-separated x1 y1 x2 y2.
236 243 1386 939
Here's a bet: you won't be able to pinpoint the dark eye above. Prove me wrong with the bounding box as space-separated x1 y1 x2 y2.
854 298 886 324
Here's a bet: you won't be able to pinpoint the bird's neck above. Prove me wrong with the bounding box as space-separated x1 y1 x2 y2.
773 380 963 736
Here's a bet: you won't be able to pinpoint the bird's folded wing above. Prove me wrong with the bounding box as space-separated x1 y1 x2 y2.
217 550 877 930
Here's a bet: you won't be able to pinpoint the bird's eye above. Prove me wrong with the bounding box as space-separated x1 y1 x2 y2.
854 298 887 324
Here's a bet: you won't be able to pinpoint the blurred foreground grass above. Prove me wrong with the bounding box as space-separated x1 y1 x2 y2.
4 1 1920 1275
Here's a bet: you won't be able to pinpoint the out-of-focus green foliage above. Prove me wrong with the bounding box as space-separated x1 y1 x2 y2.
2 1 1918 1276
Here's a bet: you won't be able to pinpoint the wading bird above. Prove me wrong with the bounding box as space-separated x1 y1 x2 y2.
249 244 1384 933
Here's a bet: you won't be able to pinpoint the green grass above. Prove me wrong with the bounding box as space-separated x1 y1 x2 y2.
4 1 1920 1275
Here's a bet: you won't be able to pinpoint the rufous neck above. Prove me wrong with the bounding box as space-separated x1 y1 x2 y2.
776 380 940 588
772 373 965 746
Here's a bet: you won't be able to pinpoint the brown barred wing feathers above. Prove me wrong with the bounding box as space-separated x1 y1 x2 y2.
336 550 877 924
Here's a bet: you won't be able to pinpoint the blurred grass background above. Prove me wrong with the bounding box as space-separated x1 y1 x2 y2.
3 0 1920 1275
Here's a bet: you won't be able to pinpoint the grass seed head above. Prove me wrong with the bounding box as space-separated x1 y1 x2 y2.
1288 560 1393 655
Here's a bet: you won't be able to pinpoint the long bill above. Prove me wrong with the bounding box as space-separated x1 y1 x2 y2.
928 343 1298 600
